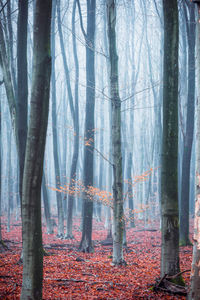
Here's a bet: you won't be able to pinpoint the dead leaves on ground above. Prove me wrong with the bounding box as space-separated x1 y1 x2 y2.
0 217 192 299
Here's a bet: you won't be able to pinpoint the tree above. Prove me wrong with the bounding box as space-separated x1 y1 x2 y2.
57 0 80 239
107 0 125 265
188 1 200 299
0 0 28 213
78 0 96 253
51 0 64 237
0 94 2 245
20 0 52 298
161 0 180 277
17 0 28 206
179 0 196 246
0 14 17 143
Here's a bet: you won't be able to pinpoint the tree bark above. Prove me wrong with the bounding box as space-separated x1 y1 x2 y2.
66 0 80 239
79 0 96 253
51 0 64 238
0 97 2 242
161 0 180 277
17 0 28 206
107 0 125 265
21 0 52 298
42 171 53 234
179 1 196 246
188 2 200 299
0 18 17 145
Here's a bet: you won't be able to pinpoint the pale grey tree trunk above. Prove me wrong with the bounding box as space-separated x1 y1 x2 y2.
51 0 64 238
57 0 80 238
42 171 53 234
21 0 52 298
0 18 17 145
66 0 80 238
7 0 17 95
107 0 125 266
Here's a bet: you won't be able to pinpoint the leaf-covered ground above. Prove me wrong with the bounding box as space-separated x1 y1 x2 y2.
0 216 192 299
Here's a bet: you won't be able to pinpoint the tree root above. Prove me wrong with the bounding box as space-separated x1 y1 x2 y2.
153 270 190 296
0 240 9 252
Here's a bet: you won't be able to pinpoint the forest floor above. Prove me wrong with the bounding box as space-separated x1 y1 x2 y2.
0 215 192 299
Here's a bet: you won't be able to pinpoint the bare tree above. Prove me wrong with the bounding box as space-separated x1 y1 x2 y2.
188 1 200 299
21 0 52 298
161 0 181 279
78 0 96 253
107 0 125 266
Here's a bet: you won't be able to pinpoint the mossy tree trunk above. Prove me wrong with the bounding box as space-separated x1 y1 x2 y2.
161 0 180 277
21 1 52 299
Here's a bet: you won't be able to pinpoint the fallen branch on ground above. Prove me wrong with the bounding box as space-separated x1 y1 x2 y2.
153 271 190 296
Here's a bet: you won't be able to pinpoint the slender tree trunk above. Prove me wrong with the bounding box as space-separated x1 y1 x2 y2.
127 152 135 227
0 18 17 145
51 0 64 238
7 0 17 94
57 0 80 238
0 98 1 242
188 2 200 299
161 0 180 277
17 0 28 206
21 1 52 298
65 0 80 239
7 123 11 232
180 2 196 246
107 0 125 266
42 171 53 234
79 0 96 253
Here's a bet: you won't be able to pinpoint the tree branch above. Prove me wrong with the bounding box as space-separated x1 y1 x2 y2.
76 0 87 39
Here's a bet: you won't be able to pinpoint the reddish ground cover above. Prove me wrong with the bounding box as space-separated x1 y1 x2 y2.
0 216 192 299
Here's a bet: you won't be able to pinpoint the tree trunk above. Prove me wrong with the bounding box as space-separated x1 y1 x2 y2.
17 0 28 206
107 0 125 266
7 0 17 95
127 152 135 227
188 2 200 299
42 171 53 234
51 0 64 238
65 0 80 239
0 97 1 242
0 18 17 145
180 2 196 246
21 1 52 298
161 0 180 277
79 0 96 253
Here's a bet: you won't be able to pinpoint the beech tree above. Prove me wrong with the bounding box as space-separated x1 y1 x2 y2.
21 0 52 298
78 0 96 253
161 0 180 277
0 0 28 211
107 0 125 265
57 0 80 239
17 0 28 204
51 0 64 237
180 0 196 246
189 1 200 299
